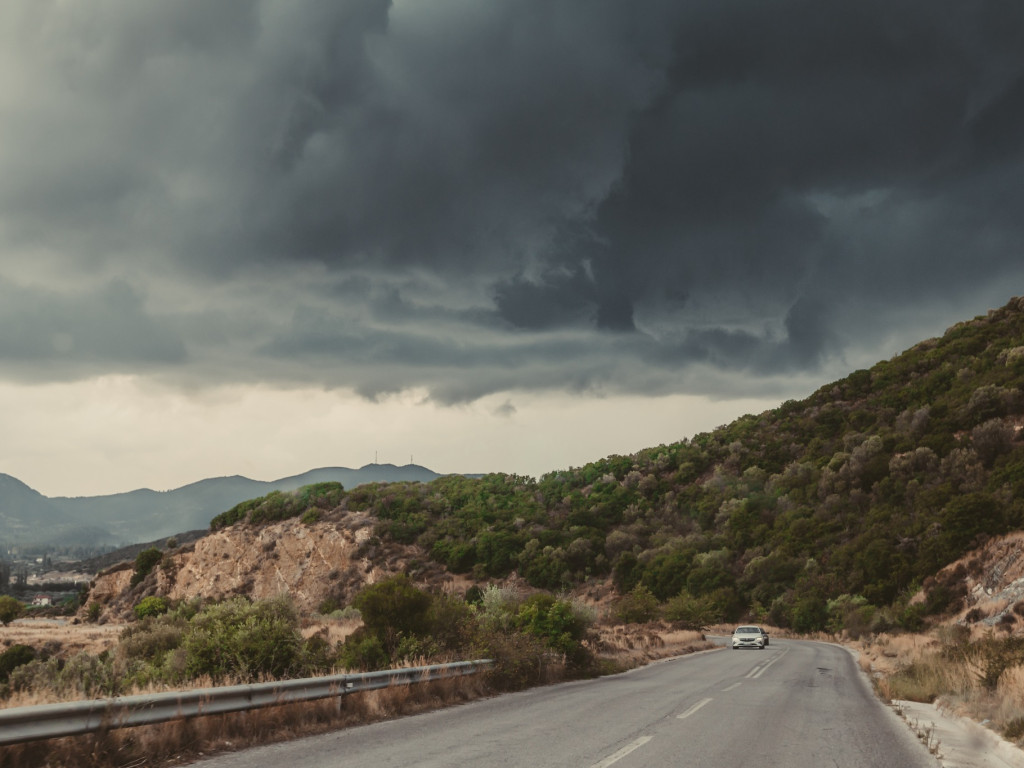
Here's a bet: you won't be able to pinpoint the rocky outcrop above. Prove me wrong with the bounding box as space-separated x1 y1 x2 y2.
86 510 456 619
930 531 1024 628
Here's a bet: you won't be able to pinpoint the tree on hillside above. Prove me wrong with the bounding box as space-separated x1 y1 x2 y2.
0 595 23 626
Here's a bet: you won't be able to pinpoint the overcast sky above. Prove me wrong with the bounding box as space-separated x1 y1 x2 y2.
1 1 1023 497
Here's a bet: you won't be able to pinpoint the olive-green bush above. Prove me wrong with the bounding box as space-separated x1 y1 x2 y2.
130 547 163 587
133 596 170 620
0 595 25 625
182 597 303 681
0 644 35 683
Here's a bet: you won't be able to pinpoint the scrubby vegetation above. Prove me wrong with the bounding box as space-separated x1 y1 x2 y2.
129 547 163 587
211 482 345 530
1 578 598 704
206 297 1024 636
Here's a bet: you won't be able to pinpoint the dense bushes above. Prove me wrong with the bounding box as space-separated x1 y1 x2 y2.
6 597 331 698
210 482 345 529
182 597 304 680
337 577 596 679
200 299 1024 634
3 580 603 706
0 644 35 683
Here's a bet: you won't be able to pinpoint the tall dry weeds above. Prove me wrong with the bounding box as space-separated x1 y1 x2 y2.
1 673 489 768
860 629 1024 744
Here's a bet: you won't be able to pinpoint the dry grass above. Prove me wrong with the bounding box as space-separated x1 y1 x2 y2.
2 671 489 768
301 616 362 647
1 620 123 658
594 621 716 667
853 628 1024 744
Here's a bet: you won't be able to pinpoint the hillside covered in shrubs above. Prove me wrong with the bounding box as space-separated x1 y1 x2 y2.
214 296 1024 634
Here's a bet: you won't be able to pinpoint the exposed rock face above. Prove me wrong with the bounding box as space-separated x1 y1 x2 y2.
87 511 455 619
932 531 1024 628
88 567 134 609
161 518 370 610
960 532 1024 623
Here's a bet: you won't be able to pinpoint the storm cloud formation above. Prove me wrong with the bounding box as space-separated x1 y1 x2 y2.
2 0 1023 403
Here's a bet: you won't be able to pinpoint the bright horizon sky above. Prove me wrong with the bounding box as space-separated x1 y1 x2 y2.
2 378 785 497
1 2 1022 498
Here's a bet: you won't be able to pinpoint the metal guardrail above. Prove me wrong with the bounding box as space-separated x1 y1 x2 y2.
0 659 493 746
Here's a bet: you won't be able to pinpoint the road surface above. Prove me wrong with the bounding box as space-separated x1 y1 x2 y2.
191 639 937 768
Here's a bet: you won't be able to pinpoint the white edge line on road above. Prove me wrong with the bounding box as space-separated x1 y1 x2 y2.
590 735 653 768
677 697 714 720
722 682 742 692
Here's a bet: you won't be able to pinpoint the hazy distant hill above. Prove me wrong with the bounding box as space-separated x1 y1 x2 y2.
0 474 75 543
0 464 448 548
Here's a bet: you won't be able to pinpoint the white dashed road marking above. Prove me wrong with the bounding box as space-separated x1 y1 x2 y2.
677 697 714 720
590 736 653 768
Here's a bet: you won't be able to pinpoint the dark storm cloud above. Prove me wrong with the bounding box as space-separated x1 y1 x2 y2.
0 280 185 374
1 0 1023 401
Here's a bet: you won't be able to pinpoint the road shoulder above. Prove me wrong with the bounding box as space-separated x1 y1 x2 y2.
894 699 1024 768
842 643 1024 768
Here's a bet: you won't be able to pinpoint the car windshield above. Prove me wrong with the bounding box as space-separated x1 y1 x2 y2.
736 627 760 633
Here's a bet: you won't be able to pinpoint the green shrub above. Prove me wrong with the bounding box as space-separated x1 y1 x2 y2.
134 596 171 620
10 651 120 698
211 482 345 529
899 604 927 632
477 585 522 633
0 595 23 626
352 574 432 655
663 590 719 631
182 597 303 681
300 507 321 524
0 644 35 683
338 629 388 671
130 547 163 587
119 615 187 665
515 594 593 669
611 584 659 624
427 593 476 652
318 597 340 615
826 594 877 638
790 595 828 633
474 627 552 691
300 632 335 674
328 606 362 621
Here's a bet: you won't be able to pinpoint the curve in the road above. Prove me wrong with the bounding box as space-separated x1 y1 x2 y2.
190 640 938 768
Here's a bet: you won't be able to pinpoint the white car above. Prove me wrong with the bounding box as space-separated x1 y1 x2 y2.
731 625 769 649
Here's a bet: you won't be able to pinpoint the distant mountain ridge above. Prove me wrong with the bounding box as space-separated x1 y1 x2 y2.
0 463 451 548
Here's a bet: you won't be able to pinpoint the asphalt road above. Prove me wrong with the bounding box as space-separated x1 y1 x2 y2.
191 640 937 768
